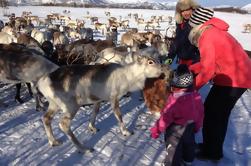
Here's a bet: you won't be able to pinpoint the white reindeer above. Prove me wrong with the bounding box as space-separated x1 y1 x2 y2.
37 55 163 153
0 32 17 44
31 29 47 45
96 47 160 65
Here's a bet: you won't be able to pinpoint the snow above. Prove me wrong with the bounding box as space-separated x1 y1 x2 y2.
0 6 251 166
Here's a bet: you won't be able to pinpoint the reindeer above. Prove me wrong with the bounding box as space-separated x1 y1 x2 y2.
94 22 107 35
101 39 172 116
121 31 160 51
0 32 44 103
105 11 111 17
77 27 93 40
145 21 160 30
1 25 16 36
94 46 172 116
90 16 98 25
120 31 147 51
96 46 161 65
96 47 139 64
31 28 48 45
243 23 251 33
120 20 130 30
0 43 59 109
53 31 69 46
52 39 115 66
0 32 17 44
37 55 163 153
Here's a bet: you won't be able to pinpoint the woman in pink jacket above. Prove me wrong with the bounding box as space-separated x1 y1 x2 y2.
150 64 204 166
188 7 251 161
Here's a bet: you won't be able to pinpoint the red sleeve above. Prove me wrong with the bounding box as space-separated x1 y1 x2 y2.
193 38 216 90
189 62 201 75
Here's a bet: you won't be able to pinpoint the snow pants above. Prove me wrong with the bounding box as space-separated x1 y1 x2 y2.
202 85 247 158
163 122 195 166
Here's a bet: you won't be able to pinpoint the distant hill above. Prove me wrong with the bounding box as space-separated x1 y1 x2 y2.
4 0 177 10
242 3 251 13
213 6 249 14
3 0 251 13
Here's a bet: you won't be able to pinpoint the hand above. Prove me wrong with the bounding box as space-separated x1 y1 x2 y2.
150 127 160 139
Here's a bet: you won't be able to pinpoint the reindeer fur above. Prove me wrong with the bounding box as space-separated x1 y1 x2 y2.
0 43 59 109
37 55 163 153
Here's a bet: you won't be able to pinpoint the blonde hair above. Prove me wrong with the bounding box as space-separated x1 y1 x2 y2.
175 0 199 24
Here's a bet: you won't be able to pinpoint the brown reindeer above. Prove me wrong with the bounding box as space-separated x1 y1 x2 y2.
143 67 172 116
243 24 251 33
53 31 69 46
94 22 107 35
37 55 163 153
5 33 46 103
52 39 115 65
0 43 58 109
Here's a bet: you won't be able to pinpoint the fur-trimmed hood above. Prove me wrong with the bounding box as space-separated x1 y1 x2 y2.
175 0 199 24
188 17 230 47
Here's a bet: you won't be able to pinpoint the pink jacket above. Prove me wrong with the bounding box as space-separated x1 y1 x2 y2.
150 90 204 139
189 17 251 90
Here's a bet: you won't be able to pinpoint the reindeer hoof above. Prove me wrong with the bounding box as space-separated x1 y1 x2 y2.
88 124 100 133
122 129 133 136
50 140 62 146
78 147 94 154
88 127 100 134
36 106 45 112
86 148 95 154
15 97 24 104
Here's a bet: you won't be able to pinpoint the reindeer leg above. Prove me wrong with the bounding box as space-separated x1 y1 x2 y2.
35 88 46 112
88 102 100 133
111 98 133 136
42 101 61 146
59 111 94 154
26 82 33 97
15 83 24 103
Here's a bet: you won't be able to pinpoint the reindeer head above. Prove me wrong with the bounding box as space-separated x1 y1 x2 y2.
131 53 163 79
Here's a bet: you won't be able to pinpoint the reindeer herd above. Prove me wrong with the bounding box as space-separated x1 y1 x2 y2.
0 9 175 153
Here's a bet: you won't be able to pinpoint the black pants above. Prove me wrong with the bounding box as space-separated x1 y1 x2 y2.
202 85 247 158
163 123 195 166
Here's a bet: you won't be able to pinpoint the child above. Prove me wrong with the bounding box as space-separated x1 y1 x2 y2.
150 64 204 166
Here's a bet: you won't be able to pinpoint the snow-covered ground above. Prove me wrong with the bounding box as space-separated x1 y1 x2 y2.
0 6 251 166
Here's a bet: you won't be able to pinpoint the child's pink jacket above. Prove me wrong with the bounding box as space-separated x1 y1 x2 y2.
150 91 204 139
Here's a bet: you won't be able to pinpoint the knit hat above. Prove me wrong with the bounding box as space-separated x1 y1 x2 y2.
175 0 199 24
171 64 193 88
189 7 214 27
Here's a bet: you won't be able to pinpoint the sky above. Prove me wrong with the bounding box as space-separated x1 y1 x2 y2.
197 0 251 7
0 5 251 166
107 0 251 8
